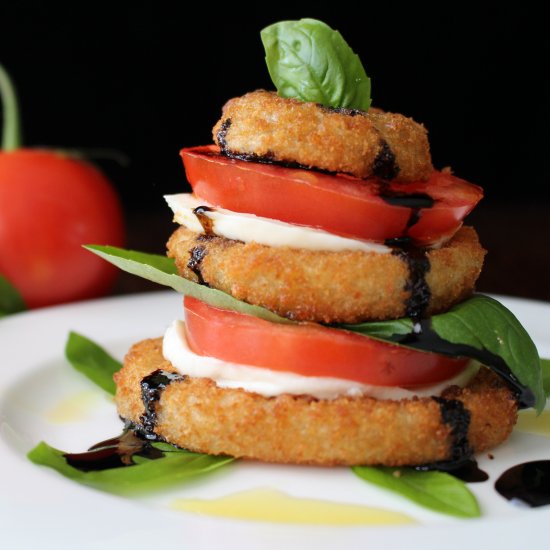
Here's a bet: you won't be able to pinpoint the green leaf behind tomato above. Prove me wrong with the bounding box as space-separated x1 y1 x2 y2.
352 466 480 519
0 274 26 317
27 440 233 495
261 19 371 111
65 331 121 395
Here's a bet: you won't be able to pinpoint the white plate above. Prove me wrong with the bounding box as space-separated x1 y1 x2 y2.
0 291 549 550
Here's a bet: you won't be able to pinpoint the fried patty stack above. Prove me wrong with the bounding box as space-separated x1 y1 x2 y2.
115 91 518 466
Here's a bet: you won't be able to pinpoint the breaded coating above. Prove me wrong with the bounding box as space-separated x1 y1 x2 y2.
115 338 518 467
212 90 433 182
167 226 485 323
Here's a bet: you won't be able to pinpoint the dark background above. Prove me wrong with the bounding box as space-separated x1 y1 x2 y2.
1 3 549 300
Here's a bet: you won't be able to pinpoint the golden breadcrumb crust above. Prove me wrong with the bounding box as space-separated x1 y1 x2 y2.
115 338 517 466
167 226 485 323
212 90 433 182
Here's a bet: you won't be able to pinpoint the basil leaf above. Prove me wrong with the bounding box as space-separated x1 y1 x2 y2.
341 295 545 413
339 317 413 339
261 19 371 111
541 358 550 397
0 274 26 317
65 332 121 395
352 466 480 518
27 441 233 495
85 245 292 325
431 296 544 413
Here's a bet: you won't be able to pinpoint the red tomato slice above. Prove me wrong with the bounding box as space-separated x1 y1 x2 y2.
184 296 468 387
180 145 482 247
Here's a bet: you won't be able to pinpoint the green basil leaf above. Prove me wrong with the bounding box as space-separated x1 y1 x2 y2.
341 295 545 413
431 296 544 413
85 245 292 325
0 274 26 317
27 441 233 495
541 358 550 397
339 317 413 339
65 332 121 395
261 19 371 111
352 466 480 518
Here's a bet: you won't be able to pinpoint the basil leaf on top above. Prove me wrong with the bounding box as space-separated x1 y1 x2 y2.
0 274 26 317
85 245 292 325
342 295 545 413
261 18 371 111
352 466 480 519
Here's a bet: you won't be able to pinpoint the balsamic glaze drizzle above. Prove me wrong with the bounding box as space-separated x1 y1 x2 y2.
139 370 186 439
432 397 472 462
372 140 399 180
187 246 209 286
495 461 550 507
389 318 535 409
63 427 164 472
216 118 232 151
392 246 431 323
415 458 489 483
193 205 215 236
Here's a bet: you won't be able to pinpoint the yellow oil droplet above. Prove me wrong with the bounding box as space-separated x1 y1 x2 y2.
171 488 415 525
515 410 550 437
45 390 101 424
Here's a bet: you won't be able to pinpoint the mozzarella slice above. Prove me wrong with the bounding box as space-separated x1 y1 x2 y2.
164 193 390 254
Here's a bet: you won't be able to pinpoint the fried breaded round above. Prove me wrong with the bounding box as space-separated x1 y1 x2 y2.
212 90 433 182
115 338 518 466
167 226 485 323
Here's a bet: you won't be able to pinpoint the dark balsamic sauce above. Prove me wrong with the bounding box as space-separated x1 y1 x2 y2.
372 140 399 181
221 148 340 176
495 461 550 507
63 427 164 472
193 205 215 236
139 369 186 440
389 318 535 410
187 245 209 286
216 118 232 150
415 458 489 483
380 190 435 232
432 397 472 462
391 245 431 323
380 185 434 323
410 397 489 482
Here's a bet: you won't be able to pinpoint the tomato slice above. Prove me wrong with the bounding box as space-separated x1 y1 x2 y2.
181 145 483 247
184 297 468 387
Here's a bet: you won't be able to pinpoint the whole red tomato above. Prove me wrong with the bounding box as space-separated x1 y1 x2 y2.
0 64 124 308
0 149 124 308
